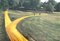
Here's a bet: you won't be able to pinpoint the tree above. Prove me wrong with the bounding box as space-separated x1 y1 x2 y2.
1 0 9 10
8 0 14 9
23 0 40 10
47 0 56 12
48 0 56 6
23 0 31 9
30 0 40 9
0 0 2 9
8 0 20 9
47 3 54 12
55 2 60 12
42 2 47 11
20 0 40 10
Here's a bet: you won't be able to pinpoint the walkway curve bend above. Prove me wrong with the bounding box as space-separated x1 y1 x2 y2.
4 10 40 41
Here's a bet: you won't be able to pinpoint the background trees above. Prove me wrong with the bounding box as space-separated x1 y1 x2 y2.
8 0 20 9
0 0 60 12
0 0 9 10
40 0 57 12
46 3 55 12
55 2 60 12
47 0 56 12
48 0 56 6
23 0 40 10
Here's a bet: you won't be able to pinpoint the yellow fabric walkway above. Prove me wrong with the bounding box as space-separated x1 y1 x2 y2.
4 10 39 41
4 10 28 41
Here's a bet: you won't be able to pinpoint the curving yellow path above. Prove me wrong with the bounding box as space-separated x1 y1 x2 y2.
4 10 48 41
4 10 28 41
4 10 39 41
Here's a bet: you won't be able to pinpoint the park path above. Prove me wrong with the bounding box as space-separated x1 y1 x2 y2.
4 10 39 41
4 10 29 41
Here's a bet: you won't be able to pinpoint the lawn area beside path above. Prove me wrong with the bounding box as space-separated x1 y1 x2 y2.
16 13 60 41
0 14 10 41
0 10 60 41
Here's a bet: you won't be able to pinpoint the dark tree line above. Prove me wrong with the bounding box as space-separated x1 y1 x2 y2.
0 0 60 12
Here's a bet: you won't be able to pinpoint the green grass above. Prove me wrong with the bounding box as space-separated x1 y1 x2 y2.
9 10 35 21
9 10 60 41
0 14 9 41
0 10 60 41
0 10 3 14
17 14 60 41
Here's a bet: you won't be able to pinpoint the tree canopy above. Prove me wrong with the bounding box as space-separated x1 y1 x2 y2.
0 0 60 12
55 2 60 12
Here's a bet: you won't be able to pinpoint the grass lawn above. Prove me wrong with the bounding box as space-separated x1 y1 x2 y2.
16 13 60 41
0 14 9 41
0 10 60 41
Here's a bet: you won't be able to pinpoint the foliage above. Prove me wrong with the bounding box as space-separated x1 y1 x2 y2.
55 2 60 12
46 0 56 12
0 0 9 10
48 0 56 6
8 0 20 9
39 0 57 12
47 3 55 12
23 0 40 10
0 0 60 12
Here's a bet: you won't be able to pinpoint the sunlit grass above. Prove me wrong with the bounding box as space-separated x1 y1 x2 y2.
16 13 60 41
3 10 60 41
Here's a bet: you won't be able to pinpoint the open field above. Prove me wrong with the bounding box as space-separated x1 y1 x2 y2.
0 14 9 41
7 10 60 41
16 11 60 41
17 15 60 41
0 10 60 41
